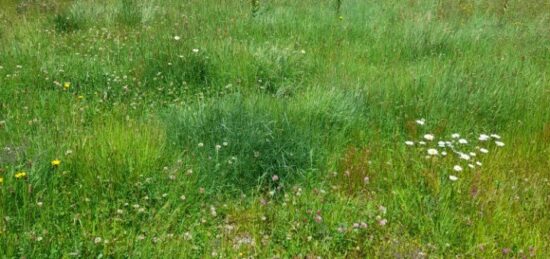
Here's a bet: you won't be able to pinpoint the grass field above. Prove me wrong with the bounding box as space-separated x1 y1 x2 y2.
1 0 549 257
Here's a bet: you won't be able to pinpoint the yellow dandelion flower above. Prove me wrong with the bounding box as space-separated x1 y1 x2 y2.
15 171 27 179
63 82 71 90
51 159 61 167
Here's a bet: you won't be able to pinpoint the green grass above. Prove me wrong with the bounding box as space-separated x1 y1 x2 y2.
1 0 549 257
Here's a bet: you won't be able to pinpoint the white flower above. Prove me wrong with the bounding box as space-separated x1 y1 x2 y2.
94 237 102 244
438 141 446 147
427 148 438 156
405 141 414 146
491 134 501 139
459 153 471 160
479 148 489 154
198 142 204 147
415 119 425 125
458 138 468 144
192 48 199 53
418 141 426 145
451 133 460 139
424 134 434 141
479 134 490 141
453 165 463 172
468 164 475 169
469 152 476 157
174 36 181 41
476 161 482 166
441 151 447 156
495 141 505 147
449 175 458 181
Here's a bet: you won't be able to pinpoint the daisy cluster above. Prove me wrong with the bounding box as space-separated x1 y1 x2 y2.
405 119 505 181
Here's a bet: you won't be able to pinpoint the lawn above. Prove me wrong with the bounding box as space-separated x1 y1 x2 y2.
0 0 549 257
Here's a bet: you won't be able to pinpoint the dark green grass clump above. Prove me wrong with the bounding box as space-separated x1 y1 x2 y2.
53 12 84 33
165 92 365 190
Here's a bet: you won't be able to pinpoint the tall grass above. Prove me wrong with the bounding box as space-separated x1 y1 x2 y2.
0 0 549 257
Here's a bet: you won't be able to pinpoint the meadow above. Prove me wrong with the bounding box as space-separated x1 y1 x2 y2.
0 0 549 257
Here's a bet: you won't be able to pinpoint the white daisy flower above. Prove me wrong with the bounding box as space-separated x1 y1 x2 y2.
495 141 505 147
479 148 489 154
459 153 471 160
476 161 482 166
427 148 438 156
491 134 501 139
418 141 426 145
479 134 490 141
449 175 458 181
441 151 447 156
405 141 414 146
424 134 434 141
468 164 475 169
192 48 199 53
451 133 460 139
415 119 425 125
453 165 463 172
458 139 468 144
438 141 446 147
174 36 181 41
